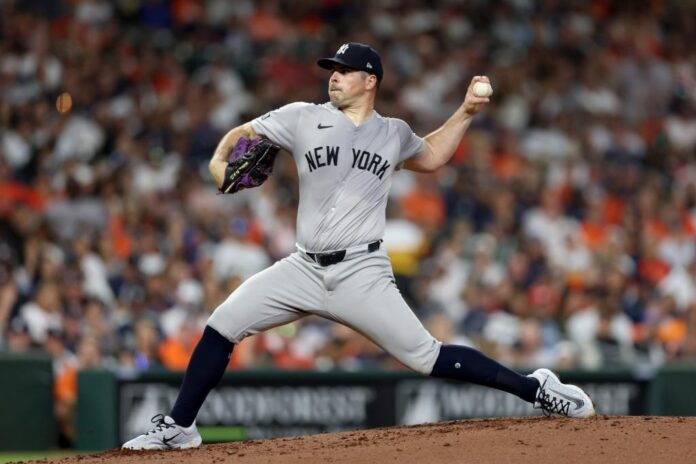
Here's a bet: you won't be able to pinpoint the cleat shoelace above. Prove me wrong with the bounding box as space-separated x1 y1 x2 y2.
536 378 571 417
145 414 176 435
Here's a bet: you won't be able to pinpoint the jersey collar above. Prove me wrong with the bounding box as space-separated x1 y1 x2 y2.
324 102 380 128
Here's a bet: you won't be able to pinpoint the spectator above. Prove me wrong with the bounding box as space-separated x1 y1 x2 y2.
20 281 63 344
0 0 694 387
565 287 636 369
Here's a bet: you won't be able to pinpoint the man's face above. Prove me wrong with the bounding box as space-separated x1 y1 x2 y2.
328 65 372 108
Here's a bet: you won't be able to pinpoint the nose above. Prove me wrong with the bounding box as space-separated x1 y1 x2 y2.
330 71 340 83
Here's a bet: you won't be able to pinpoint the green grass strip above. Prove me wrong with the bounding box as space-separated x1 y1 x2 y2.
198 426 247 442
0 451 84 464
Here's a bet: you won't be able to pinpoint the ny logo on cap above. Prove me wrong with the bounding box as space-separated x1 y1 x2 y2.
336 43 349 55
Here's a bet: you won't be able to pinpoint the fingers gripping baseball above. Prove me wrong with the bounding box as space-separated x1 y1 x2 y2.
463 76 492 116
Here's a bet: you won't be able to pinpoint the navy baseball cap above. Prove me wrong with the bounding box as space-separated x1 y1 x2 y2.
317 42 384 82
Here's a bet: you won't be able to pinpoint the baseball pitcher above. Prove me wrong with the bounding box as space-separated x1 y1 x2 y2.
123 42 594 450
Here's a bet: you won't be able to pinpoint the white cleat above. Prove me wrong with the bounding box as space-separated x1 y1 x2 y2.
122 414 202 450
528 368 595 418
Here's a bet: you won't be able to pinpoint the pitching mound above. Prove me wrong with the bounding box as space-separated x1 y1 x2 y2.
29 416 696 464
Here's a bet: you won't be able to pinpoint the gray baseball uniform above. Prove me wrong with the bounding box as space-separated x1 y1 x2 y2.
123 45 593 452
207 102 442 374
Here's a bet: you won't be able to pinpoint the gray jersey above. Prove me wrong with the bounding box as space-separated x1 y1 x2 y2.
252 102 424 252
210 101 440 377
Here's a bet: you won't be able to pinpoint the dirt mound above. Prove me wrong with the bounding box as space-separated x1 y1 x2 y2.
24 416 696 464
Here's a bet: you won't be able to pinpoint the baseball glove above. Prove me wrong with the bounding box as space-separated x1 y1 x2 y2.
219 136 280 194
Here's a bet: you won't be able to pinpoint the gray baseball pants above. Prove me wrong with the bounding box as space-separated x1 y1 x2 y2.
207 246 441 374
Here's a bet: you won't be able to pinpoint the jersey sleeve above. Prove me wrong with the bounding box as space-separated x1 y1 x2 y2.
251 102 310 152
394 118 425 163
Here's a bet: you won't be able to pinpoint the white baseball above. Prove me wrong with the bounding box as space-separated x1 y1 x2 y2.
473 81 493 98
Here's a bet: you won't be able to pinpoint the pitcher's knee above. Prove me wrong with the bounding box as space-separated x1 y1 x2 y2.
206 310 249 344
398 340 442 375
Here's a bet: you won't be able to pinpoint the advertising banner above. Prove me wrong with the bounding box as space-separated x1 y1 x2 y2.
116 370 649 444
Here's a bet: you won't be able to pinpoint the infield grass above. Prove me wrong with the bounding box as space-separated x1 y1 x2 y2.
0 428 247 463
0 451 85 463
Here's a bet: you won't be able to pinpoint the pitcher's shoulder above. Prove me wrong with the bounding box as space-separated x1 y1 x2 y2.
281 101 317 112
256 101 316 121
383 116 412 129
381 116 417 137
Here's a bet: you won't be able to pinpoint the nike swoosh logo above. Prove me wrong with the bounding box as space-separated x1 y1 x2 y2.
162 432 181 446
548 387 585 409
317 123 333 129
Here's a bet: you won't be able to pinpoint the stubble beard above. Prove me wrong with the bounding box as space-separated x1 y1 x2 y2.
329 91 344 109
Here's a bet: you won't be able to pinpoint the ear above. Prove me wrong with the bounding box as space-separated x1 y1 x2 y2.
365 74 378 91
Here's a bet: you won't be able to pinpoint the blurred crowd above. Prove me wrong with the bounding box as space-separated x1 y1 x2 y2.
2 0 696 439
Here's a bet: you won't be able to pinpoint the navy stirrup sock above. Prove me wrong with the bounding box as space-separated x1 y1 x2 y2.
430 344 539 404
170 326 234 427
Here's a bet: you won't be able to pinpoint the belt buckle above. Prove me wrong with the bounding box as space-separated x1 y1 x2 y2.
316 250 346 266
